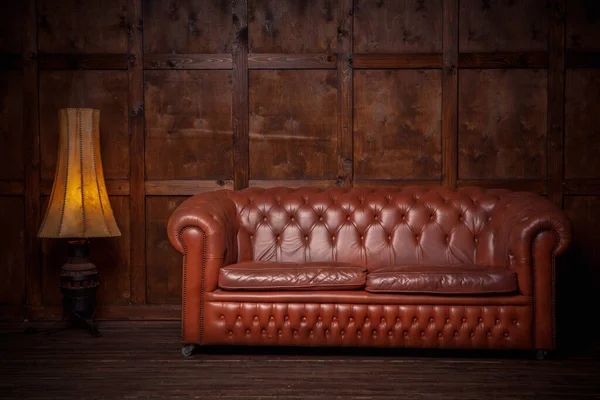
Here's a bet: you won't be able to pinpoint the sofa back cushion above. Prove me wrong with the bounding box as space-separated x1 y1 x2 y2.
229 187 509 271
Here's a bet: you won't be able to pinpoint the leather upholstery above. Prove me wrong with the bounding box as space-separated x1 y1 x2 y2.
366 265 517 294
167 186 572 350
218 262 366 291
203 302 532 349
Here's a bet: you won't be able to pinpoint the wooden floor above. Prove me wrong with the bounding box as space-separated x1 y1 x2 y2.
1 321 599 399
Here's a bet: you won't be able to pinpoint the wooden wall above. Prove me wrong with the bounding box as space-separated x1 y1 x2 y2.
1 0 599 348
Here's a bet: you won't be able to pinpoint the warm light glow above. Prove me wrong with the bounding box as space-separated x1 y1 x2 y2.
38 108 121 238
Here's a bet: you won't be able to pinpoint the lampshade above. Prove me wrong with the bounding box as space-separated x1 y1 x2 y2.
38 108 121 238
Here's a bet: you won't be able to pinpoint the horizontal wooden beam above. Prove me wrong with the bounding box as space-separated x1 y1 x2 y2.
564 179 600 195
248 53 337 69
145 179 233 195
0 180 24 195
566 51 600 68
353 53 442 69
459 52 548 68
144 54 233 70
40 179 130 195
457 179 547 194
353 179 443 188
0 304 182 321
249 179 340 188
0 53 22 69
38 53 129 70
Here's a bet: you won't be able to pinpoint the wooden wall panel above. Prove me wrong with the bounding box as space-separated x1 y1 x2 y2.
354 70 442 180
565 69 600 179
37 0 128 54
143 0 234 54
146 196 186 304
248 0 341 53
145 70 233 180
40 196 130 306
0 197 25 305
353 0 443 53
0 71 23 180
0 2 23 52
38 71 129 181
566 0 600 51
459 0 548 52
249 70 338 180
458 69 547 179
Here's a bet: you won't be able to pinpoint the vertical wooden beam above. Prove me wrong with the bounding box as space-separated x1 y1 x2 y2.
232 0 249 190
23 0 42 307
548 0 565 208
128 0 145 304
442 0 458 188
337 0 353 188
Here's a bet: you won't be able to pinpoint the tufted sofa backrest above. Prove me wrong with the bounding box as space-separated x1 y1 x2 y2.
228 186 510 270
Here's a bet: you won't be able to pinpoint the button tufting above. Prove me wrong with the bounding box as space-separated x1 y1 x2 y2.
496 319 501 325
317 316 322 321
293 330 298 336
471 332 475 338
396 317 400 323
420 331 425 337
346 216 350 221
284 316 289 321
487 331 492 337
276 236 280 240
341 330 345 335
325 329 330 335
332 235 336 240
445 236 449 242
388 331 393 337
332 316 337 321
438 332 442 338
262 329 266 334
253 316 258 321
246 329 250 335
413 317 418 323
302 317 307 322
478 317 483 323
446 318 451 324
237 316 242 321
290 216 295 221
430 215 434 221
459 215 463 221
415 234 420 240
454 331 458 337
250 235 254 239
403 331 408 337
365 318 370 323
462 318 467 323
388 235 392 240
381 318 385 323
401 214 406 220
349 317 354 322
512 319 517 324
278 330 283 336
304 236 308 240
263 217 267 221
319 216 323 221
503 332 509 337
374 215 378 220
269 316 274 321
429 317 434 323
228 330 233 336
220 315 225 320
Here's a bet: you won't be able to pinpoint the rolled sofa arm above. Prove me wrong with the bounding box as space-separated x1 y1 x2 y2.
480 192 572 350
167 190 239 292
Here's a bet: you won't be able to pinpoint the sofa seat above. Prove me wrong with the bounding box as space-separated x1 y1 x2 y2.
218 262 367 291
366 265 517 295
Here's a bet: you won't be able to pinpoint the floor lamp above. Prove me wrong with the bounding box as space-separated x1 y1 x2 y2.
38 108 121 336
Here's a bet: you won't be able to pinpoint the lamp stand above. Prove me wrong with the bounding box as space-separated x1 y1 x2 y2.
60 239 101 337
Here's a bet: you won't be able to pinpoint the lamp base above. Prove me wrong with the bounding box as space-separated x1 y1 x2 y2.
61 239 101 337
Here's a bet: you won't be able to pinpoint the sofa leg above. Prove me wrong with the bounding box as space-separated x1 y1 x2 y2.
536 350 551 360
181 344 199 357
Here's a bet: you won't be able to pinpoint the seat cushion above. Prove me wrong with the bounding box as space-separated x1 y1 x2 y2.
366 265 517 295
218 262 367 291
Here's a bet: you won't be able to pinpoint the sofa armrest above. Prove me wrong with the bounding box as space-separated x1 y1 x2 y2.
479 192 572 297
167 190 239 292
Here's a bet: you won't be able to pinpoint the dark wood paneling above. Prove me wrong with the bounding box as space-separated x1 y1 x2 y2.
337 0 353 188
354 70 442 180
143 0 234 54
248 0 341 53
0 71 23 180
37 0 128 53
23 0 42 308
0 54 22 70
249 70 338 180
145 179 233 195
144 54 233 70
566 51 600 68
38 71 129 180
442 0 458 188
145 70 233 180
40 196 131 306
146 197 186 305
457 179 547 194
248 54 337 69
458 69 547 180
459 0 548 52
565 180 600 196
232 0 249 190
128 0 145 306
38 54 129 70
0 2 23 53
459 52 548 68
249 179 339 188
0 181 24 196
353 0 443 53
565 69 600 179
353 54 442 69
567 0 600 51
0 197 25 305
547 0 565 207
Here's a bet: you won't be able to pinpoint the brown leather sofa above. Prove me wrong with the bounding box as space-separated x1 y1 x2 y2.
167 187 571 358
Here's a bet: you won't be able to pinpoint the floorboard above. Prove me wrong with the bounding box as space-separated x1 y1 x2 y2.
0 321 599 399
